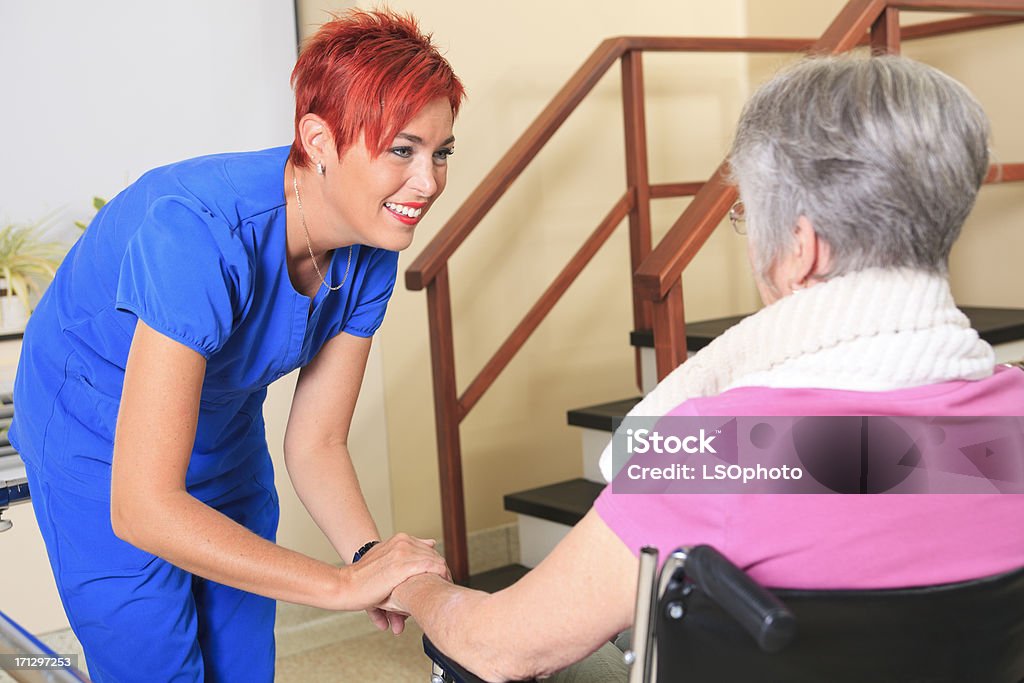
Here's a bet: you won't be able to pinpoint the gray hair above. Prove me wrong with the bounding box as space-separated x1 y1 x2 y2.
729 54 990 280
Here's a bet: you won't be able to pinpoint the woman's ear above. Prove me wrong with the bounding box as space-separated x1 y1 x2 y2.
790 216 832 288
297 114 332 168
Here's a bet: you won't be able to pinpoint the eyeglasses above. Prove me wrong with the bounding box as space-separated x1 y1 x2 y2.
728 201 746 235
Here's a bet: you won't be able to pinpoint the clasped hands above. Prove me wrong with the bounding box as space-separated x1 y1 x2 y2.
345 532 451 634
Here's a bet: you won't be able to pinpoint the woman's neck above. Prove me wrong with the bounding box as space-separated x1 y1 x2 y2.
284 160 333 297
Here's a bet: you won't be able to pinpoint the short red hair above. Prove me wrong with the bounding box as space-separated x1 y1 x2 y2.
289 9 465 166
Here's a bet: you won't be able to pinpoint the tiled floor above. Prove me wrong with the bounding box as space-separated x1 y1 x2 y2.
277 621 431 683
0 607 433 683
276 602 433 681
2 525 523 681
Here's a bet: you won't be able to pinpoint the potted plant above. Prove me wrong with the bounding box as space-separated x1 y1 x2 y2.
0 215 68 332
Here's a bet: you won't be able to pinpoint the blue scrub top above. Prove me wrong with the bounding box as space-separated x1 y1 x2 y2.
10 146 399 501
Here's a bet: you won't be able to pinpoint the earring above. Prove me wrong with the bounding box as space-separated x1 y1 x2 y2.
316 160 326 176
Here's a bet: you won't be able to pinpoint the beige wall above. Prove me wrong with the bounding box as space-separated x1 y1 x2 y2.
295 0 757 537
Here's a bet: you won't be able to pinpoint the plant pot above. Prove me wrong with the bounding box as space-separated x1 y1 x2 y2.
0 281 28 333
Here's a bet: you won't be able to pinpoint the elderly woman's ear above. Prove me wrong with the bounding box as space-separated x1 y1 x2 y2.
761 216 833 304
790 216 833 289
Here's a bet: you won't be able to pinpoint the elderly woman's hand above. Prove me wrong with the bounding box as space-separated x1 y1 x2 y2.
368 538 453 634
387 572 452 615
366 605 409 635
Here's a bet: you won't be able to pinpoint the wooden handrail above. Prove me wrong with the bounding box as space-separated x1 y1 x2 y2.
635 166 737 301
892 0 1024 10
650 182 706 199
424 266 469 581
986 163 1024 183
620 37 814 52
622 49 653 387
815 0 890 53
873 7 903 53
896 13 1024 38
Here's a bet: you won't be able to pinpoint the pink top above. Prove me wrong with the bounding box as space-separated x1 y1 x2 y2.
594 365 1024 589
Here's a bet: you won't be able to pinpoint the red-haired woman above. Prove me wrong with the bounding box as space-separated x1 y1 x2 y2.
10 10 463 682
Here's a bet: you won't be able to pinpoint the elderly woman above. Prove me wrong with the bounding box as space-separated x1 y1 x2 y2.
388 55 1024 682
11 9 460 683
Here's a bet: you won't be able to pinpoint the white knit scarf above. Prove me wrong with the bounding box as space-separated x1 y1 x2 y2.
599 268 995 480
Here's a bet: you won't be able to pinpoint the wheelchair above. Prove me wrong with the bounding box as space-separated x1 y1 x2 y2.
424 544 1024 682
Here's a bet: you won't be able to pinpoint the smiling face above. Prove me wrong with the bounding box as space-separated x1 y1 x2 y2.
318 97 455 252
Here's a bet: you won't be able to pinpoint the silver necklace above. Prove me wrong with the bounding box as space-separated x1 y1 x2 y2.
292 174 352 293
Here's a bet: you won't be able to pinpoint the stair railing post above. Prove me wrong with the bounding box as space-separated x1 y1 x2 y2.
425 266 470 583
652 283 687 381
871 6 901 54
622 48 654 390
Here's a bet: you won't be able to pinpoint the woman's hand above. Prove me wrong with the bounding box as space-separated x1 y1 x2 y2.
334 533 449 620
365 606 404 634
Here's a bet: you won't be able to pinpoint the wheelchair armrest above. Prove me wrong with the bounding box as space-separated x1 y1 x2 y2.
684 545 797 653
423 635 513 683
422 635 538 683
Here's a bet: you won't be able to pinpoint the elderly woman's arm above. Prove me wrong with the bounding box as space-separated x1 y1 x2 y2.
391 508 638 682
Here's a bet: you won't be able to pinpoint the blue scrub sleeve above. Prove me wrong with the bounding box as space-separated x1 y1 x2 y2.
115 195 251 358
342 248 399 338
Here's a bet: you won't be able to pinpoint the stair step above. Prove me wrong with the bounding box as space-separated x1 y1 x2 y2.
629 306 1024 393
505 479 605 567
630 306 1024 349
567 398 641 433
504 478 603 527
568 399 643 481
465 564 530 592
631 314 746 352
960 307 1024 346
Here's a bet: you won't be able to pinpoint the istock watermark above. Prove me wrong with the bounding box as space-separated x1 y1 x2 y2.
610 416 1024 494
625 427 718 455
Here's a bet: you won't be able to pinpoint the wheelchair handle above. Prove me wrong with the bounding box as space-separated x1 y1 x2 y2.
685 545 797 653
